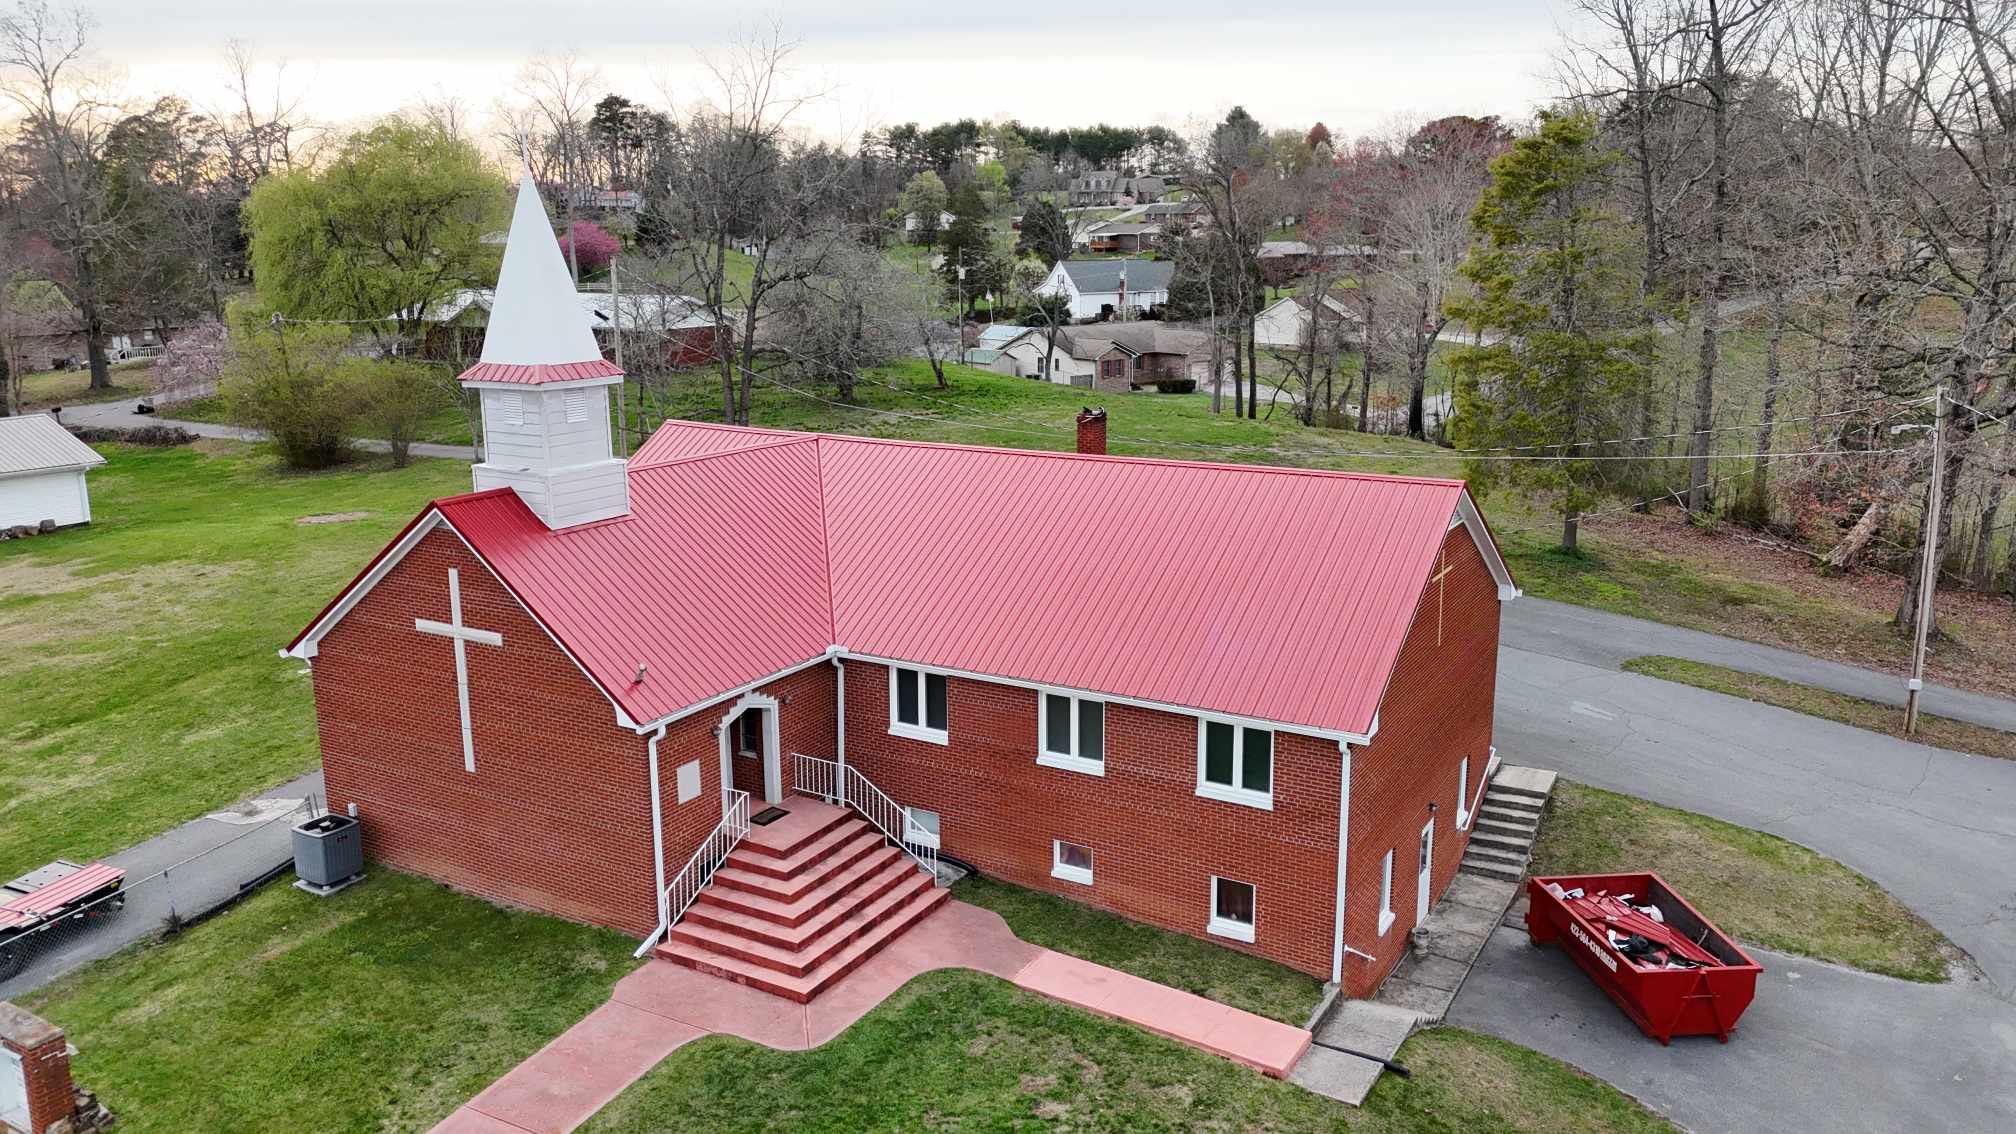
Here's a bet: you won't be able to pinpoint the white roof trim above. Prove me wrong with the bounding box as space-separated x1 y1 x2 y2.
1451 492 1518 601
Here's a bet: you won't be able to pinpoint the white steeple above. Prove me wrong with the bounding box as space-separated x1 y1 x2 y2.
463 167 629 530
479 170 604 368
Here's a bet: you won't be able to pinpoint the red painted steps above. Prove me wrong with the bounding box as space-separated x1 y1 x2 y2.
657 808 948 1002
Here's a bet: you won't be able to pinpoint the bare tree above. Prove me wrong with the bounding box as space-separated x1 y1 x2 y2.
0 1 120 390
509 51 604 283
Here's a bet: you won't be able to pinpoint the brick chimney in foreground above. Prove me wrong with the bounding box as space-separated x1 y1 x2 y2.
1076 407 1107 455
1 1002 74 1134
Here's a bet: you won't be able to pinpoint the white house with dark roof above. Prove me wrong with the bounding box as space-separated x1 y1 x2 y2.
0 413 105 530
1036 259 1176 321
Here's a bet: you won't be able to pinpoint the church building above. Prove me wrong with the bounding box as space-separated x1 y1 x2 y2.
284 169 1517 1001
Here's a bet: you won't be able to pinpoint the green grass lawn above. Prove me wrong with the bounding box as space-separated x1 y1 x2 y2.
1529 782 1955 982
1622 655 2016 760
583 969 1676 1134
18 360 155 408
24 871 639 1133
0 442 470 870
952 876 1323 1025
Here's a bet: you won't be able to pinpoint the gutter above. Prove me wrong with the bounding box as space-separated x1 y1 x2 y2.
1331 738 1353 984
635 722 670 958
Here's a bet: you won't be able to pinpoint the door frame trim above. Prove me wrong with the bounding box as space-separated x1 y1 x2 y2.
716 692 783 809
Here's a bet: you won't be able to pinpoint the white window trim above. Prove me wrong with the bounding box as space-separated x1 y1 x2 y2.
1454 756 1473 830
888 665 949 745
1208 875 1257 943
1037 690 1106 777
1195 716 1274 811
1051 840 1094 885
1377 849 1397 936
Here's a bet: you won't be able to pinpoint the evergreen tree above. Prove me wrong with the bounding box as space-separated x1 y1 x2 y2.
1015 198 1071 267
938 182 995 311
1445 111 1654 552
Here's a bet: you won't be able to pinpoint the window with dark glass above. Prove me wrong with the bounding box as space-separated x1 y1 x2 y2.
892 667 949 738
1199 719 1272 803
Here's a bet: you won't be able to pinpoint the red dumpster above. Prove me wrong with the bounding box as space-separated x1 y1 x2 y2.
1526 872 1761 1044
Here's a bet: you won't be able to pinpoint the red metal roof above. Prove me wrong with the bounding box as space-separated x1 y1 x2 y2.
457 358 625 386
296 421 1503 738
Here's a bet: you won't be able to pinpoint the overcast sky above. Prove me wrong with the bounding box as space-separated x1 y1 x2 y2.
90 2 1576 144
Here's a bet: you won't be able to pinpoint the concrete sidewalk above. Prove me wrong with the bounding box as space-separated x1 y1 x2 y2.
1504 596 2016 733
431 900 1311 1134
58 400 478 462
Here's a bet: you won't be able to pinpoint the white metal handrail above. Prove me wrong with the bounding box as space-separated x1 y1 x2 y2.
793 753 937 878
660 788 750 933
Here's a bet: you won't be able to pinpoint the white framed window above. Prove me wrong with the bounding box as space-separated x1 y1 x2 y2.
1378 849 1396 936
889 665 949 744
564 388 589 423
1455 755 1473 829
1196 717 1273 810
1037 691 1105 776
1208 875 1256 943
1052 839 1094 885
904 808 941 849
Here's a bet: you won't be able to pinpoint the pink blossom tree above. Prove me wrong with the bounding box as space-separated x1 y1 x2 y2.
559 221 620 276
151 320 229 404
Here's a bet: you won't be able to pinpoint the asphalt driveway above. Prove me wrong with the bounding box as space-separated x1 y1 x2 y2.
1450 922 2016 1134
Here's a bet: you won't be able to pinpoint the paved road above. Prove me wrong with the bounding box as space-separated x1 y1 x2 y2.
1451 925 2016 1134
58 400 478 462
1481 600 2016 1134
0 771 324 1001
1506 596 2016 732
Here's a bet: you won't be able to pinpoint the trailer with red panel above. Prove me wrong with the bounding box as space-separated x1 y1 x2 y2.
0 860 127 979
1526 871 1762 1044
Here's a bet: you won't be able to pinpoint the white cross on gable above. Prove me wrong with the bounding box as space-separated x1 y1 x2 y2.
414 568 503 772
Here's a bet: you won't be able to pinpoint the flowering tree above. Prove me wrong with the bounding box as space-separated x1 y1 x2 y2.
151 320 228 404
561 221 619 276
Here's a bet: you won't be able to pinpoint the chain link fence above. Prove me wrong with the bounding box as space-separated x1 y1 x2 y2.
1 797 320 996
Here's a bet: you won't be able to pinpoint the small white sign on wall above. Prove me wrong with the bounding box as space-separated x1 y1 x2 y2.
675 760 701 804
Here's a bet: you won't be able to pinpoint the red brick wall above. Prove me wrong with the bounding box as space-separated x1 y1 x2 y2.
311 527 840 937
1339 525 1500 996
1 1006 71 1134
841 661 1343 978
312 528 662 934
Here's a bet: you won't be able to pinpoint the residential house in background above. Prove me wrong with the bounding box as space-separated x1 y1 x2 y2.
1036 258 1176 321
0 413 105 530
995 322 1229 391
284 166 1517 1006
1254 292 1363 350
903 210 957 237
1067 172 1169 207
416 287 720 370
962 324 1032 371
1084 222 1163 254
569 188 644 211
1256 241 1375 289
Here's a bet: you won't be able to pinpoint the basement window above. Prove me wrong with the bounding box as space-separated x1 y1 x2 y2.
889 666 949 744
1037 692 1104 777
1455 756 1473 830
1196 717 1273 810
1052 840 1094 886
1208 876 1256 943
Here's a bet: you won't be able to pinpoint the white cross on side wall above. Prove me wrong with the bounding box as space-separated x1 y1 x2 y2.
414 568 503 773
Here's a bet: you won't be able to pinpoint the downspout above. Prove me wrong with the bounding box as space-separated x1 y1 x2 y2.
1331 740 1353 985
828 644 847 798
635 722 670 958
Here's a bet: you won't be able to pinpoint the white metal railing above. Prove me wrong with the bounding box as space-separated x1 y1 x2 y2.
793 753 938 878
661 788 750 932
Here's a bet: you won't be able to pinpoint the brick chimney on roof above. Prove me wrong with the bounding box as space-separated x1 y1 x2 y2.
1075 407 1107 455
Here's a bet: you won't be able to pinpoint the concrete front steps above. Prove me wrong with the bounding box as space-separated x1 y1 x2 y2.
656 805 947 1002
1458 765 1558 882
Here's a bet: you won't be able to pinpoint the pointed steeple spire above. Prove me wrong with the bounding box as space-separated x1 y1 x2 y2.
460 168 618 384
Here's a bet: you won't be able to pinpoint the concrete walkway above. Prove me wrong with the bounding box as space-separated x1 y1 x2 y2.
58 399 478 462
430 900 1310 1134
1505 596 2016 733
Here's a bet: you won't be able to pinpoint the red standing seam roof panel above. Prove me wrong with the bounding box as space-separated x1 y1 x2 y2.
296 420 1495 738
0 863 125 930
457 358 625 386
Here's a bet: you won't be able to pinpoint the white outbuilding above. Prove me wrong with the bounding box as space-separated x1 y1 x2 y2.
0 413 105 529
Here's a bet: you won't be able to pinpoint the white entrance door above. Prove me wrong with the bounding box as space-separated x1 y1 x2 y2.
1416 818 1435 924
1 1045 28 1133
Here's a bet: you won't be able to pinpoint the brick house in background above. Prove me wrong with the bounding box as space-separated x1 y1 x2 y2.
284 169 1518 1001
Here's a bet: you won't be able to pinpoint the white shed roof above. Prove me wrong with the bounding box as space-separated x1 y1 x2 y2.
0 413 105 476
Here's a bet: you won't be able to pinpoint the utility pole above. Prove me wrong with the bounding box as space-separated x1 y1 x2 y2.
611 256 627 457
1905 385 1946 736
